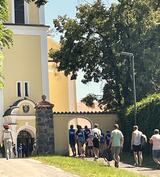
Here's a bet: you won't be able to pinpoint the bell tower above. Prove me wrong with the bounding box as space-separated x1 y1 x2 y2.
2 0 49 113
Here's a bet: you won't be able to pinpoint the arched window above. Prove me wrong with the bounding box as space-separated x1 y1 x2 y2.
14 0 25 24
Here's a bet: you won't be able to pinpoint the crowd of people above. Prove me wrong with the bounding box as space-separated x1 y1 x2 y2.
69 123 160 169
1 123 160 169
69 124 111 159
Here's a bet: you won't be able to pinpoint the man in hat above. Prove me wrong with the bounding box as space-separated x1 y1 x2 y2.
2 124 13 160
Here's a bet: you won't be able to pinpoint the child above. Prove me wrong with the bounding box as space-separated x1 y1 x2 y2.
86 133 94 157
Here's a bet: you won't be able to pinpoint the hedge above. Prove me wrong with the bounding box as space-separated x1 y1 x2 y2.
119 93 160 153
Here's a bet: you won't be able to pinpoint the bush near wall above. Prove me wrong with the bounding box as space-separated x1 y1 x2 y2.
120 93 160 153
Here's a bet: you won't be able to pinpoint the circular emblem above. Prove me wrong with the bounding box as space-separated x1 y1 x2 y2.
22 105 30 113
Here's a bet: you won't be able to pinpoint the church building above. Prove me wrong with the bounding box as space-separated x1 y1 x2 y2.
0 0 77 154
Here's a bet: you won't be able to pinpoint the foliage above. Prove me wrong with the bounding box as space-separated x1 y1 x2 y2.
50 0 160 111
26 0 47 7
34 156 144 177
81 94 97 107
0 0 13 48
120 93 160 153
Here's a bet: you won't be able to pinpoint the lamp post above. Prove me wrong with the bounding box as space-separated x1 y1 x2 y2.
121 52 137 125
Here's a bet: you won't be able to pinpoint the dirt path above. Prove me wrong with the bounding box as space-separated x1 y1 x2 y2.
0 158 79 177
119 162 160 177
89 158 160 177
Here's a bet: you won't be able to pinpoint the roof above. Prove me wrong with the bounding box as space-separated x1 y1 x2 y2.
3 98 36 117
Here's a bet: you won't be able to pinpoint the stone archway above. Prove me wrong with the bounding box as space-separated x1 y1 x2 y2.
69 117 92 129
17 130 35 157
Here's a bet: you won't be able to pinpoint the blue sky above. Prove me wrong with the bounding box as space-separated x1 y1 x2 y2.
45 0 116 102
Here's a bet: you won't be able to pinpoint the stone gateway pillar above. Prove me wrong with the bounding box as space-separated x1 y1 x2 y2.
35 95 54 155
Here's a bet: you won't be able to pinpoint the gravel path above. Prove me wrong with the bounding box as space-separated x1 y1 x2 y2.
0 158 80 177
87 158 160 177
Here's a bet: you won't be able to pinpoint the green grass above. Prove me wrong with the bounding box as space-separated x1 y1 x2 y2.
34 156 145 177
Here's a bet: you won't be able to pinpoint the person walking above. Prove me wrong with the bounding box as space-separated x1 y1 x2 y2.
84 125 91 157
92 123 101 160
2 124 14 160
131 125 143 166
110 124 124 168
149 129 160 169
69 125 76 156
76 125 85 157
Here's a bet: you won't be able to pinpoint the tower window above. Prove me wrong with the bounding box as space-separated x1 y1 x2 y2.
16 81 22 97
14 0 25 24
24 82 29 97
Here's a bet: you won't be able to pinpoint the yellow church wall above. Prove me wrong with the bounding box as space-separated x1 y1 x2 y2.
54 113 118 155
29 2 39 24
49 64 70 112
16 119 35 130
48 37 71 112
3 35 42 110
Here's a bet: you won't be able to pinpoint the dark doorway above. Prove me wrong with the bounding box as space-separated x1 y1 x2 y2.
17 130 34 157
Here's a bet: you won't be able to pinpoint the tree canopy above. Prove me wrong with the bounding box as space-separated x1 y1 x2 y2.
50 0 160 111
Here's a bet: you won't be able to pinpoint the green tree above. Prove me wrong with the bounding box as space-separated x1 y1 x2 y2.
50 0 160 111
26 0 47 7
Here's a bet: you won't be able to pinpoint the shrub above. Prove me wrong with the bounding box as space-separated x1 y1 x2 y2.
120 93 160 153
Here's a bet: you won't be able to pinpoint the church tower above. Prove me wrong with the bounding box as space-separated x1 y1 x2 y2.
2 0 49 113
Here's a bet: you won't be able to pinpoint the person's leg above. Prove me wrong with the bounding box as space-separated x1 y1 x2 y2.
133 152 139 165
153 150 160 167
8 141 12 159
138 151 143 166
115 147 121 168
4 140 9 160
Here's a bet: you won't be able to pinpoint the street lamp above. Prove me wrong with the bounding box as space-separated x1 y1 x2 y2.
121 52 137 125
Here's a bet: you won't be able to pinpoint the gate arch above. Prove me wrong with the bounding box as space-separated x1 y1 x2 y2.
68 117 92 129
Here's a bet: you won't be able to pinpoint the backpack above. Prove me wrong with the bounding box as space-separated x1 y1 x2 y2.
102 149 113 162
141 134 147 146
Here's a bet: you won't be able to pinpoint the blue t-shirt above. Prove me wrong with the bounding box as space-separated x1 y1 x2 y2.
69 128 76 143
76 129 85 143
100 133 105 144
84 128 91 140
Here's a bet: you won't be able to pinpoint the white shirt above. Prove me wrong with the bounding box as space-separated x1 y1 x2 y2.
132 130 142 145
92 128 101 138
3 129 12 140
150 134 160 150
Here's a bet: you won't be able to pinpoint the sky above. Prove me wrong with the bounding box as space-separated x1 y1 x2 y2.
45 0 117 102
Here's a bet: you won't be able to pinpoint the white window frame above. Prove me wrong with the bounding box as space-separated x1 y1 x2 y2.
16 81 22 97
24 81 30 97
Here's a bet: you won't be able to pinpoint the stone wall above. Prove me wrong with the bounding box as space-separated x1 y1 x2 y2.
35 107 54 154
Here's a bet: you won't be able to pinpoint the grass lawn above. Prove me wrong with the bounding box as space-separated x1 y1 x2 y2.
34 156 145 177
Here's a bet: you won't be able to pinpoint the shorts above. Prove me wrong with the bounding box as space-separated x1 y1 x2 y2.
88 146 93 150
69 141 76 148
152 150 160 159
93 138 100 148
111 146 121 156
133 145 142 152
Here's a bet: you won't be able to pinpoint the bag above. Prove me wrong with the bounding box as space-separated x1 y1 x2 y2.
141 134 147 146
103 149 113 161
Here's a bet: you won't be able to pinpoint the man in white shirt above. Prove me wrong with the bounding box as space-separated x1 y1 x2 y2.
2 124 13 160
131 125 143 166
150 129 160 169
92 123 101 160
